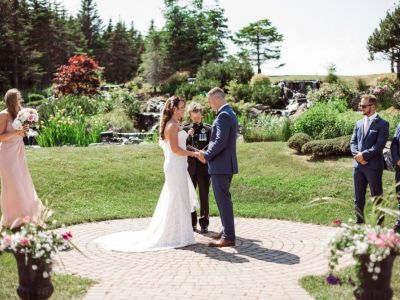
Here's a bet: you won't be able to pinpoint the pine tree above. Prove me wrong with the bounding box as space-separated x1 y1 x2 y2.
78 0 102 56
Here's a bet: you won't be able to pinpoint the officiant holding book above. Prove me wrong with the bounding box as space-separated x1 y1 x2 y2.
183 102 211 233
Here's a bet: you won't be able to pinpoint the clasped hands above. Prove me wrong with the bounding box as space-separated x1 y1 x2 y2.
354 152 367 165
191 151 207 164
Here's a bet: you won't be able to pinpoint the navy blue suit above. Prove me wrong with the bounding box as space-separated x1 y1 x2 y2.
350 115 389 223
390 124 400 226
204 105 238 241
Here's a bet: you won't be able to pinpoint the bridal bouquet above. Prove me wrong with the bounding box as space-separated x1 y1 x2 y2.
12 108 39 130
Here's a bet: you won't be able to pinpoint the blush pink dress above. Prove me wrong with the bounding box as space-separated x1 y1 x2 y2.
0 121 44 228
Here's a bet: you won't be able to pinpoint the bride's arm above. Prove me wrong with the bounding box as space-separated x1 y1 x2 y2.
165 123 198 157
0 113 25 142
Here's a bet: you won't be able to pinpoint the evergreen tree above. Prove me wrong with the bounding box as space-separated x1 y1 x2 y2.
78 0 102 56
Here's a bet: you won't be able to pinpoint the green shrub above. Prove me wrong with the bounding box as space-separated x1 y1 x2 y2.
26 93 46 103
37 109 105 147
287 133 312 153
307 81 357 106
226 80 252 102
355 77 369 92
243 115 291 142
250 74 271 86
251 82 281 106
161 71 190 96
196 56 254 89
229 101 254 118
38 95 101 123
301 135 352 158
293 100 357 139
380 109 400 137
99 108 134 132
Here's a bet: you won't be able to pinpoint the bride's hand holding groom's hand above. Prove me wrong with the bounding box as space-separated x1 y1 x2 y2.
197 151 207 164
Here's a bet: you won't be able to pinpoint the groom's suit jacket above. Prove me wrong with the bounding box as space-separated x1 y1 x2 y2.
204 105 239 175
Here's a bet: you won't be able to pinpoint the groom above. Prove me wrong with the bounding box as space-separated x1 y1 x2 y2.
198 87 239 247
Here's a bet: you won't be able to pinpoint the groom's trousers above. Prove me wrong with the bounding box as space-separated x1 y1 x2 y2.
211 174 235 241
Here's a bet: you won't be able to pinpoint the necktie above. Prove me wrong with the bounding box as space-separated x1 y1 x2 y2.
364 117 370 137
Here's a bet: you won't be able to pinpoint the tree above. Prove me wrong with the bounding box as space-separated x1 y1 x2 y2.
78 0 102 56
140 21 170 93
234 19 284 74
162 0 229 74
53 54 102 96
101 21 143 83
367 5 400 79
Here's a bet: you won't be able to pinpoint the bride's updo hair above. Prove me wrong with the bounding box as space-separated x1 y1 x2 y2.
4 88 22 120
159 96 184 140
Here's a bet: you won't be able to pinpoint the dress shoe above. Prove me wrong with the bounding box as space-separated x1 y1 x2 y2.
208 238 235 248
210 232 222 240
200 227 208 234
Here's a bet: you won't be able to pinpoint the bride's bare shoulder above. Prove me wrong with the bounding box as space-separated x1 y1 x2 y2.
165 120 179 132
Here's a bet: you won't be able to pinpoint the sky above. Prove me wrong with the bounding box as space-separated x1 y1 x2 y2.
62 0 397 76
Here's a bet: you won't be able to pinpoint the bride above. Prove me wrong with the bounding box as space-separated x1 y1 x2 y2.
96 96 200 252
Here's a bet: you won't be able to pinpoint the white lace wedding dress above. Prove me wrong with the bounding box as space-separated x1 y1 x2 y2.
95 130 198 252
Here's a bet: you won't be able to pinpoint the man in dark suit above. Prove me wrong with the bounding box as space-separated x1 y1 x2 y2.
350 94 389 224
390 124 400 233
198 87 239 248
183 103 211 233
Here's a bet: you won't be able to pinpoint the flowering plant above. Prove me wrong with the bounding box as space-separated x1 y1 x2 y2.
0 216 79 278
12 108 39 130
328 221 400 283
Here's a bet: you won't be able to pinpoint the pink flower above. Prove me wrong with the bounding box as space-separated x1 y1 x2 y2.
62 231 73 241
3 235 12 246
27 114 35 122
333 219 342 226
19 238 30 247
22 216 31 223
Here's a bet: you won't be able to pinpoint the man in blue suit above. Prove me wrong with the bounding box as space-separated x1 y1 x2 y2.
198 87 238 247
389 124 400 233
350 94 389 224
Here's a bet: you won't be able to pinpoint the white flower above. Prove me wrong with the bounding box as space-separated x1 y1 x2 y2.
355 241 368 255
370 254 377 262
368 267 373 273
43 272 49 278
372 274 378 280
32 265 38 271
374 267 381 274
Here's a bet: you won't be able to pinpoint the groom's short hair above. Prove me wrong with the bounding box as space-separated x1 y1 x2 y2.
361 94 377 106
207 87 225 100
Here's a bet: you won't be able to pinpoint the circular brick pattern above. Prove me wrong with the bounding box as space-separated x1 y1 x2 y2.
56 218 340 300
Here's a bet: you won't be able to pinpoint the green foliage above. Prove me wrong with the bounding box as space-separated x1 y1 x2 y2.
226 80 252 102
250 74 271 86
38 95 101 123
355 77 370 92
250 81 281 106
108 88 141 118
293 100 358 139
243 115 291 142
37 109 105 147
301 135 352 158
98 108 134 132
287 133 312 153
325 64 339 84
196 56 254 89
234 19 284 74
307 82 357 105
26 93 46 103
380 109 400 137
161 71 190 96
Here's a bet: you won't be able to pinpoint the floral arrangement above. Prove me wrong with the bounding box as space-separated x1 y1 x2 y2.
12 108 39 130
327 219 400 284
0 216 77 278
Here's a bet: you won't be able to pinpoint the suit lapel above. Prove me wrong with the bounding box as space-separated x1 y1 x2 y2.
362 115 380 142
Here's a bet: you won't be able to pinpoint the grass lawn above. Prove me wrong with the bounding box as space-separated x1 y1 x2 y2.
0 141 399 299
300 259 400 300
269 73 394 86
0 252 93 300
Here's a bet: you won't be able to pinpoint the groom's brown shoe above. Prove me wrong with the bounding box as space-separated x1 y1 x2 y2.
208 238 235 248
210 232 223 240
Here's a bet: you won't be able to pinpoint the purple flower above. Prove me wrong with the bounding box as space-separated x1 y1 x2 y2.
326 274 341 285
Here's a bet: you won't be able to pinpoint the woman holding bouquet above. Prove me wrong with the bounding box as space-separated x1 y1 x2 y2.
0 88 44 228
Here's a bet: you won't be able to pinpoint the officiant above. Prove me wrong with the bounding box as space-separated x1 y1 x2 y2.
183 102 211 233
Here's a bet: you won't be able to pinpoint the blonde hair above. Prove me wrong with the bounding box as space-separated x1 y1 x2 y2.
4 89 21 120
187 102 203 114
207 87 225 100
